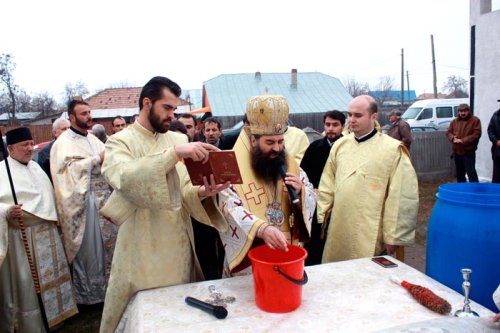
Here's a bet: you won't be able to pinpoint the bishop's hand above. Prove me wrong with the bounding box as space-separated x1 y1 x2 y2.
262 225 288 251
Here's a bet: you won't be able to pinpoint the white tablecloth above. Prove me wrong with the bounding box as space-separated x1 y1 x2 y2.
118 257 498 332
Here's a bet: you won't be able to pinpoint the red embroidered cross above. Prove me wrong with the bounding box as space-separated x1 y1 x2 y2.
230 225 239 239
244 182 266 205
242 209 253 221
233 200 243 206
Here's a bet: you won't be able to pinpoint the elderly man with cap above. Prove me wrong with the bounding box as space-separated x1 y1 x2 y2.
446 103 481 182
217 95 316 277
0 127 77 332
387 109 412 150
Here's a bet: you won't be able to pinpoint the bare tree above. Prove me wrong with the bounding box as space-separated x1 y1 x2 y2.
16 90 32 113
343 77 369 97
32 92 57 116
64 81 89 104
442 75 468 98
0 53 18 124
372 76 395 105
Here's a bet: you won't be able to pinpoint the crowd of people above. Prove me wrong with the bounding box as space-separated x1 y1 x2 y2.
1 76 499 332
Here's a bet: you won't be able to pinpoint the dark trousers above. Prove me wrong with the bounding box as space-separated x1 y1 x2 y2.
493 156 500 183
304 209 326 266
454 152 479 182
192 219 224 280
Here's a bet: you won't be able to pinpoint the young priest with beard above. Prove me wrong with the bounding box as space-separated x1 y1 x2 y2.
217 95 316 277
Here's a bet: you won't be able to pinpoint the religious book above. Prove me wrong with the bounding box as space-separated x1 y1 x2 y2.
184 150 243 185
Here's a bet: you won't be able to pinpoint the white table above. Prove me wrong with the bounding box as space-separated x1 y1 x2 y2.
118 257 498 332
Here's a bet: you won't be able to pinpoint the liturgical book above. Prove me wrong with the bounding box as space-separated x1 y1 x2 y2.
184 150 243 185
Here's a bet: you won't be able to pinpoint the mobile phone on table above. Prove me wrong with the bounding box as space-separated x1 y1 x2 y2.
371 256 398 268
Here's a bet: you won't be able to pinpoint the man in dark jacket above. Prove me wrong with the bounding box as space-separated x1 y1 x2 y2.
387 110 412 150
446 103 481 182
487 100 500 183
300 110 345 265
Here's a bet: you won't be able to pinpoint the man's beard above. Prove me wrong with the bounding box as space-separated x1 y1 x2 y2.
75 116 92 130
251 146 287 183
148 106 171 133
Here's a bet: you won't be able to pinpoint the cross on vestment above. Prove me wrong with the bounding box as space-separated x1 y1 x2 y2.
229 225 239 239
244 182 266 205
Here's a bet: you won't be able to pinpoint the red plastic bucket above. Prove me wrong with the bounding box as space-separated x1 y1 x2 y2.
248 245 308 313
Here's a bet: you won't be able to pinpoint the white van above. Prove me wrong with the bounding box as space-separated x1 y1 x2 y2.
402 98 469 129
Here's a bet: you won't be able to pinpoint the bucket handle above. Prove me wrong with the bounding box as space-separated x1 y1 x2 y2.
273 266 308 286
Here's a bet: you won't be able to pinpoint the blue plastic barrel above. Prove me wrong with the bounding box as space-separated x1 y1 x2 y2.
426 183 500 311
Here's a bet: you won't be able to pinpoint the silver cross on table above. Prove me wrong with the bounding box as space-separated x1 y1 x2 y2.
204 285 236 308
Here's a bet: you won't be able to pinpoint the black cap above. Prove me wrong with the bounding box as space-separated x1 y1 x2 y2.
6 127 33 145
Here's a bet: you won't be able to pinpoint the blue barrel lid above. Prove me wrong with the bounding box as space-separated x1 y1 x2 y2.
436 183 500 206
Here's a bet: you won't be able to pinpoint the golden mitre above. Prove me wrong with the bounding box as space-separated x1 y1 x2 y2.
246 95 289 135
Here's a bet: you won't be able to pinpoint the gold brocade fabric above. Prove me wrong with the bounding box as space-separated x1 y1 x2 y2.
284 127 310 164
50 129 117 264
99 123 225 333
317 132 419 263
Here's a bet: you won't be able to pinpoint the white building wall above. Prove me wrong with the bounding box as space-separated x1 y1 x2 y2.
470 0 500 181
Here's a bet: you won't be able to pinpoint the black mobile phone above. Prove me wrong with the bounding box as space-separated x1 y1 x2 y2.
371 256 398 268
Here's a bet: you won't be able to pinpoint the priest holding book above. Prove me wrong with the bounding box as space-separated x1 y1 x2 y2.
98 76 229 333
217 95 316 276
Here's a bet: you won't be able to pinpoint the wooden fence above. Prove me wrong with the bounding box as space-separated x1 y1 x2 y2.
1 125 54 143
1 119 116 144
411 131 454 180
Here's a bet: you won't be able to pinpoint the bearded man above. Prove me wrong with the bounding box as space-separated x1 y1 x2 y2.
217 95 316 276
99 76 228 332
50 100 118 305
301 110 346 265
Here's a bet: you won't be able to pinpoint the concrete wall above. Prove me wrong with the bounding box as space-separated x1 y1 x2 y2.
470 0 500 181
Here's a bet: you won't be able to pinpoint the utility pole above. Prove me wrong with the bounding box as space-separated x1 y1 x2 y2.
406 70 411 105
401 48 404 107
431 34 438 98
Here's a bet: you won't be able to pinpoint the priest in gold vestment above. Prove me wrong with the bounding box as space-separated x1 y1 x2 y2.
317 95 419 263
1 127 77 332
218 95 316 276
51 100 118 305
99 76 228 333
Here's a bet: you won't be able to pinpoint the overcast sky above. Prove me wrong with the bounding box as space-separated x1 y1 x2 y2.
1 0 474 102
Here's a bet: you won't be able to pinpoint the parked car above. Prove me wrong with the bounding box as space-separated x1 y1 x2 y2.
402 98 468 129
410 126 438 132
302 127 323 143
32 140 51 162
